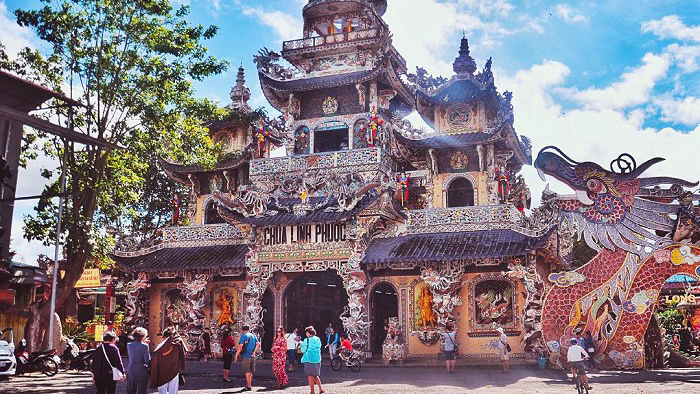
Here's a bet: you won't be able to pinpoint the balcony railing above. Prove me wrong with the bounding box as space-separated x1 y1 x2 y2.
250 147 385 177
406 205 552 237
283 28 382 52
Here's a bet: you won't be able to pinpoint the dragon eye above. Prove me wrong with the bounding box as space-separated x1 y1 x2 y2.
586 179 606 193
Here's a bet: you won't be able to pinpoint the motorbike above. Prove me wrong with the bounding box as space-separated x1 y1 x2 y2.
14 339 59 376
60 338 93 371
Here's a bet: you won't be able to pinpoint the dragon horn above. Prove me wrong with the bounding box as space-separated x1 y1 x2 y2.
617 157 665 181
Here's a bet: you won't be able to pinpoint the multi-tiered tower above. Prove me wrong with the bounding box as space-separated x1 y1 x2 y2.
115 0 554 362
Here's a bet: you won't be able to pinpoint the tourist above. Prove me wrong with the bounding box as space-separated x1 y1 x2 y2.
286 328 299 372
575 329 585 348
583 331 596 369
301 326 324 394
324 323 333 337
221 329 236 382
326 326 339 360
271 326 289 388
202 327 212 362
442 323 457 374
567 338 593 390
497 327 510 373
91 330 125 394
150 327 187 394
126 327 151 394
340 333 353 356
234 325 260 391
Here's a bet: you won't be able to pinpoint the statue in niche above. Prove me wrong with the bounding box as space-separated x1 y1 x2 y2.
418 287 437 329
216 289 236 327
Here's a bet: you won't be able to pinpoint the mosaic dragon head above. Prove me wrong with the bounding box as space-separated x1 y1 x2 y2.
534 146 698 257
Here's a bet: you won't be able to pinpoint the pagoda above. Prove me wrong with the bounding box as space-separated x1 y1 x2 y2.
113 0 557 362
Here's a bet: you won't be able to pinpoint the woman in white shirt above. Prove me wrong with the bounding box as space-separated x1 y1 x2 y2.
285 328 299 372
497 327 510 373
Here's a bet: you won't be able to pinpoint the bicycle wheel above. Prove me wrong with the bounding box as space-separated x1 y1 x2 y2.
348 358 361 373
330 357 342 371
42 358 58 376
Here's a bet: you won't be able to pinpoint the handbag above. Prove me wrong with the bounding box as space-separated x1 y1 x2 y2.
501 339 511 353
101 344 123 381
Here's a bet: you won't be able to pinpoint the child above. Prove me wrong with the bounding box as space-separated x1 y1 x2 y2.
340 334 352 358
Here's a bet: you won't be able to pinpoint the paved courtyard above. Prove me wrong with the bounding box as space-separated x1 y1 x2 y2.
1 361 699 393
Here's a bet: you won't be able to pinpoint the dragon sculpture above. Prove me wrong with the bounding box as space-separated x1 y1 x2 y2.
534 146 700 369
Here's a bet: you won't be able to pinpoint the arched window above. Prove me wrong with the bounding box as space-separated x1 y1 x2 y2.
204 200 225 224
314 121 349 153
446 177 474 207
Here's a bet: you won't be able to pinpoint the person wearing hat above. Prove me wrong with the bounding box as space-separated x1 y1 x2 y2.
567 338 592 390
496 327 510 373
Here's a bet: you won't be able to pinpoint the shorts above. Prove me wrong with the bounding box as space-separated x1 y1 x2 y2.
500 349 510 361
570 361 586 375
444 350 455 360
304 362 321 377
223 354 233 370
242 357 255 374
287 349 296 364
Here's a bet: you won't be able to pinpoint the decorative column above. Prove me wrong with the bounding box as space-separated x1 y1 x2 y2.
505 255 546 354
242 245 271 335
485 144 498 204
121 272 151 332
182 272 211 353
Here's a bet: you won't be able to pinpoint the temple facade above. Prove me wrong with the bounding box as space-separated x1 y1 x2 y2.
113 0 557 362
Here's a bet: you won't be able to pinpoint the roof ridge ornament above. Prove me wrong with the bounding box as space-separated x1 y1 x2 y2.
228 65 252 112
453 37 477 75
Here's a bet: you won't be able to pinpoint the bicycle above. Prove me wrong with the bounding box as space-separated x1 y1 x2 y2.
574 372 589 394
330 350 362 372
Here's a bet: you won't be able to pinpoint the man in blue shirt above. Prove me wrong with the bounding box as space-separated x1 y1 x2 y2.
234 325 260 391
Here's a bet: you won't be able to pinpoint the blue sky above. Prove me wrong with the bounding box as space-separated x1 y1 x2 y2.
1 0 700 263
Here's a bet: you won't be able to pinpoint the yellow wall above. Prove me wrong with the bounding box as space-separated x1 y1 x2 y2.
371 271 526 359
431 171 489 208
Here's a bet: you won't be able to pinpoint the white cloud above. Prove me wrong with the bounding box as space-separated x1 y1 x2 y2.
665 43 700 73
498 61 700 206
554 4 588 23
10 203 54 265
561 52 671 110
457 0 515 17
240 6 301 43
642 15 700 42
654 95 700 126
0 1 37 58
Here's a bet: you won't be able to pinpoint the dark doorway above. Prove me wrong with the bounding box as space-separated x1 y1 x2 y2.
446 177 474 207
314 124 349 153
371 282 398 354
205 200 225 224
261 288 275 353
284 271 348 342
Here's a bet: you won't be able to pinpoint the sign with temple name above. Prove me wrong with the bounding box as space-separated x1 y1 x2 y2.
262 223 347 246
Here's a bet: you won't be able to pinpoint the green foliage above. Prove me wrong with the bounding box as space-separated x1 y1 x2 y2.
657 306 684 333
1 0 227 311
62 318 90 342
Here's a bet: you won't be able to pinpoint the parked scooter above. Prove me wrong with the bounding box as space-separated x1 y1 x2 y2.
14 339 59 376
60 338 93 371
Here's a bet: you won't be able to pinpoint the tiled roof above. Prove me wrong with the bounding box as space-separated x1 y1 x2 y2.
416 77 494 106
219 193 379 226
393 129 501 149
363 229 552 265
113 244 248 272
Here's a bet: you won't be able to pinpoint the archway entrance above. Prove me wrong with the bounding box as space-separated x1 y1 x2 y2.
261 288 275 353
371 282 398 355
284 271 348 339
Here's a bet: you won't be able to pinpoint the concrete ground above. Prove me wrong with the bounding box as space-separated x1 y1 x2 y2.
1 360 698 393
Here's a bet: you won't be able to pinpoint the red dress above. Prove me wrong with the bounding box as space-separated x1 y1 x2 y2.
272 336 288 387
